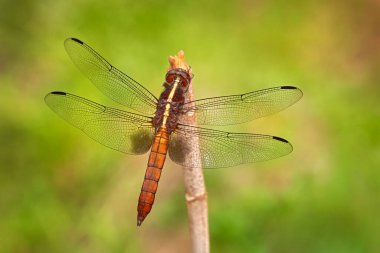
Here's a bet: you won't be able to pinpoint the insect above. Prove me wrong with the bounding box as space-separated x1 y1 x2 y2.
45 38 303 226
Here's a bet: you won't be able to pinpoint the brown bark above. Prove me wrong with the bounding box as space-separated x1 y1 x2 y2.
168 51 210 253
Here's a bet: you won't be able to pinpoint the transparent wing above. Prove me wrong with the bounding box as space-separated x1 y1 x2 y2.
64 38 158 115
169 124 293 169
45 91 154 154
180 86 303 125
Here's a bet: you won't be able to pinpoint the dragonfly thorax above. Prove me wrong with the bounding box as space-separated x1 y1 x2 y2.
153 71 189 133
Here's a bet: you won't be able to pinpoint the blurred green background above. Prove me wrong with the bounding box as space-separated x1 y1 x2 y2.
1 0 379 252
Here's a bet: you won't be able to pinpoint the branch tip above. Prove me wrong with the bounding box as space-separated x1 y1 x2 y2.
168 50 192 76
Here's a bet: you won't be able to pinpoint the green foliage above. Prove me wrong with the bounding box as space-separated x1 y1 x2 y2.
1 0 379 252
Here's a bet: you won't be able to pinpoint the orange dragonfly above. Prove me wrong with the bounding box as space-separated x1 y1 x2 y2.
45 38 303 226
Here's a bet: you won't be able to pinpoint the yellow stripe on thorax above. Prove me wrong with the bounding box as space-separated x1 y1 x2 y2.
162 77 180 127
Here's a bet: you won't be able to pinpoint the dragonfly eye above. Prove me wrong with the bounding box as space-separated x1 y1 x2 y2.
180 81 190 92
165 68 192 90
166 73 174 83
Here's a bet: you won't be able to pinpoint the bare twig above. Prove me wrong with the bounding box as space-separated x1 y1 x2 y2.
168 51 210 253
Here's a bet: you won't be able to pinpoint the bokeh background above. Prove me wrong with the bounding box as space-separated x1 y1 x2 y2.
1 0 380 252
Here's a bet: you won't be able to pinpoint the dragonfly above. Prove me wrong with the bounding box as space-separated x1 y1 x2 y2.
45 38 303 226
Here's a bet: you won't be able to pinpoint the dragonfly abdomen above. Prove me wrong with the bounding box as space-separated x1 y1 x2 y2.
137 70 189 225
137 127 170 226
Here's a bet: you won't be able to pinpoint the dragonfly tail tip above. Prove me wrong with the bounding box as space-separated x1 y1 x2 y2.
137 218 143 226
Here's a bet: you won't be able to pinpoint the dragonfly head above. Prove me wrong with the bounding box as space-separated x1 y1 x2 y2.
165 68 192 92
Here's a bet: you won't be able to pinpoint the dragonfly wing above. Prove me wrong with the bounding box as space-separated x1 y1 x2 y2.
180 86 302 126
64 38 158 115
45 92 154 154
168 124 293 169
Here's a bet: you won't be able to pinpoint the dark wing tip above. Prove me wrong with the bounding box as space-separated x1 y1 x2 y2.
45 91 67 102
281 86 297 90
280 85 303 99
68 38 84 44
50 91 67 95
272 136 289 143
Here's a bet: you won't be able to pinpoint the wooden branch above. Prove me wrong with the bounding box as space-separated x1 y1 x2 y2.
168 51 210 253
